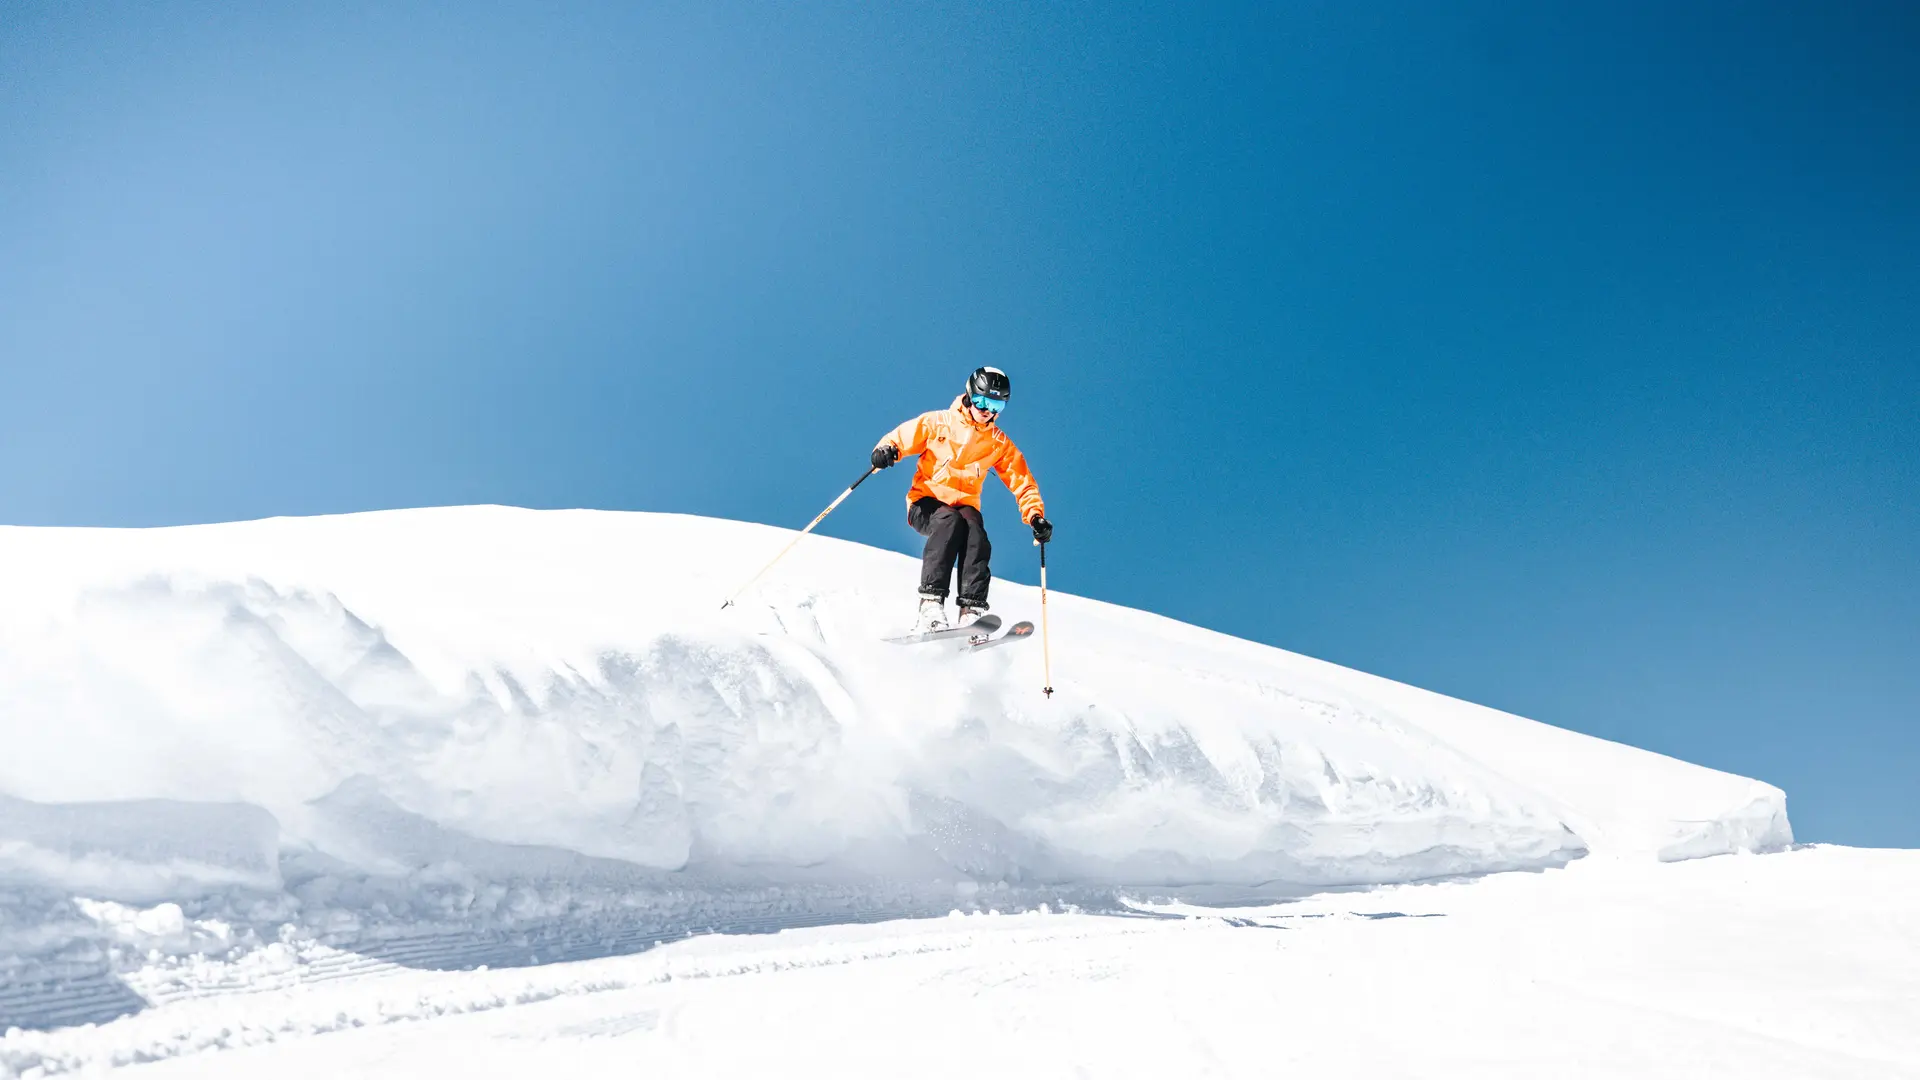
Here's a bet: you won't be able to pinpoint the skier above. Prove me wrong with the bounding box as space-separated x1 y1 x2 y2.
870 366 1053 634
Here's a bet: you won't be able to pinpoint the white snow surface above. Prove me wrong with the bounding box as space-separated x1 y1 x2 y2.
0 506 1790 1034
8 847 1917 1079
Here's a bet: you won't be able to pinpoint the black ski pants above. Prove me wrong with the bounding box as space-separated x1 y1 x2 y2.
908 497 992 608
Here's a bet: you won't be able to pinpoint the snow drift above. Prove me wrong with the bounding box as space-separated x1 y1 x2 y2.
0 507 1789 1028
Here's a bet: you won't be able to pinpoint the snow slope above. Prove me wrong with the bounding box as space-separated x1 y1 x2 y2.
0 507 1789 1032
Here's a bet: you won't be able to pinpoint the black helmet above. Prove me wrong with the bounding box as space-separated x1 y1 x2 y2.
966 366 1011 405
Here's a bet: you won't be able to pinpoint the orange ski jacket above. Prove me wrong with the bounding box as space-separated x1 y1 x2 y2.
876 396 1046 523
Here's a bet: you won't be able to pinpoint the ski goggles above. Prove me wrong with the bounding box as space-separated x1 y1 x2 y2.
969 393 1006 414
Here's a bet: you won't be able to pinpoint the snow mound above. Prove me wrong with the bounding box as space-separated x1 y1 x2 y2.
0 507 1788 1028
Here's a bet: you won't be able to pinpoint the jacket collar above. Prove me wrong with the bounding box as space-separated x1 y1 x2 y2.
950 395 1000 432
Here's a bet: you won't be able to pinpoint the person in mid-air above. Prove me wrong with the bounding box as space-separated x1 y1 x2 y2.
870 366 1052 634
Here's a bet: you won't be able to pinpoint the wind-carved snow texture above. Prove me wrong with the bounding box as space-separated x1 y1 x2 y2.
0 507 1790 1033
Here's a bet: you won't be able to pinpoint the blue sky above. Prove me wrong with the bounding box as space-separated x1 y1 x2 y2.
2 2 1915 846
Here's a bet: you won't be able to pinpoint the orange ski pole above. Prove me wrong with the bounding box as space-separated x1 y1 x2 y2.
721 466 876 609
1038 539 1054 698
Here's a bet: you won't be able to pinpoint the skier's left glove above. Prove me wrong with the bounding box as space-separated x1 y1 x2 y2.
1029 515 1053 544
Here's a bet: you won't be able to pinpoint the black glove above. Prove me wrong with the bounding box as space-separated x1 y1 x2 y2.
870 444 899 470
1029 515 1053 544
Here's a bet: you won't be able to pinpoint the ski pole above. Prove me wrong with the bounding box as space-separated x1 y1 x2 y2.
1038 539 1054 698
720 466 876 610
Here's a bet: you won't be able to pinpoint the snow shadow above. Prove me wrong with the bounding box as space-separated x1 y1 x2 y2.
0 779 1471 1033
0 885 150 1031
0 796 286 1031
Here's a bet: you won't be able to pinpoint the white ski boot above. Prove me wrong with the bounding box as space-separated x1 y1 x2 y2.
956 604 990 641
913 597 948 635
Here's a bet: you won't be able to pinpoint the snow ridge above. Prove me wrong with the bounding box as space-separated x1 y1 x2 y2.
0 507 1789 1031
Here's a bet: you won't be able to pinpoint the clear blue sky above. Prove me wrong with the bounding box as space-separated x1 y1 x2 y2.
2 2 1915 846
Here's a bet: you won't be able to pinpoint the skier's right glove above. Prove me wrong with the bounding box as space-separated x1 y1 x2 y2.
1029 515 1053 544
871 444 899 470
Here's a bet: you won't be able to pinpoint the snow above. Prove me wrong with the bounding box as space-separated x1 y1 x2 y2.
0 505 1796 1047
6 846 1917 1078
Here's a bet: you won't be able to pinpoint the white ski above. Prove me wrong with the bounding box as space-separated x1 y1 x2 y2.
881 614 1002 645
966 620 1035 652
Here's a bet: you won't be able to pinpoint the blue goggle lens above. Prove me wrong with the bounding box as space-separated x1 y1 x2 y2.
970 393 1006 413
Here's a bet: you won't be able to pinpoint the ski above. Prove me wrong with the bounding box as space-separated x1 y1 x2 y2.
881 614 1002 646
967 620 1034 652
